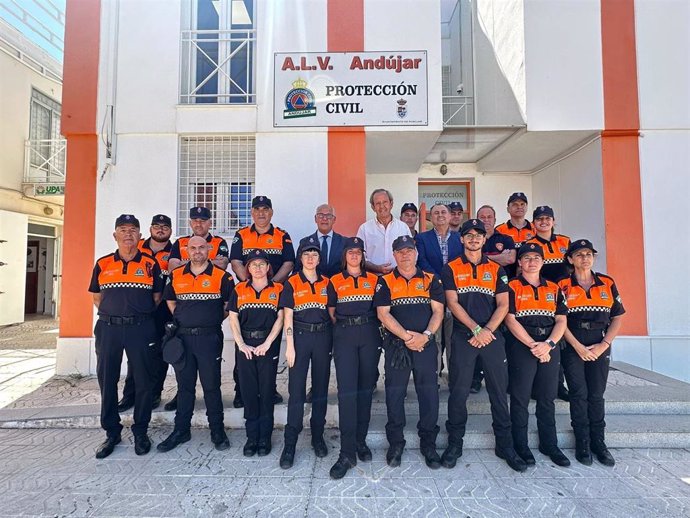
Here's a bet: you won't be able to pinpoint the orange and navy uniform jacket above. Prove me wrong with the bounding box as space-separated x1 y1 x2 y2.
372 268 445 333
508 276 567 337
164 262 235 328
226 280 284 332
441 254 509 331
230 224 295 274
327 271 379 319
169 234 229 263
558 272 625 339
89 250 164 317
138 238 173 278
525 233 571 282
279 272 330 324
495 221 536 249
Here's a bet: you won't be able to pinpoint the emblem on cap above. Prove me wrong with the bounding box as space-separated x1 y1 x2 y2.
402 236 408 242
125 215 130 220
530 244 535 249
473 219 478 225
354 238 358 243
197 208 201 213
539 206 544 211
260 196 264 201
309 237 314 243
581 240 586 245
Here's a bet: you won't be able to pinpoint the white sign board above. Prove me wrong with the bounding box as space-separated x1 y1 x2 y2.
274 51 428 127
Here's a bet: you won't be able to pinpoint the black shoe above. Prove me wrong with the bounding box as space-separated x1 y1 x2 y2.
280 445 295 469
356 443 372 462
592 443 615 467
157 430 191 452
441 443 463 468
211 429 230 451
386 444 404 467
95 435 121 459
495 447 528 472
233 393 244 409
557 385 570 401
330 455 356 479
164 395 178 411
117 397 134 412
273 391 283 405
515 446 536 466
312 437 328 458
243 439 258 457
134 434 152 456
305 388 313 404
539 446 571 467
469 379 482 394
421 447 442 470
257 441 272 456
152 395 161 410
575 440 593 466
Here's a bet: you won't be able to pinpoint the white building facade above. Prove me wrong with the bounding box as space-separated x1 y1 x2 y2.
57 0 689 382
0 19 64 326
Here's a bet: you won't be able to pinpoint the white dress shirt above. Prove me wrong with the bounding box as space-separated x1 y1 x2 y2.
356 217 412 268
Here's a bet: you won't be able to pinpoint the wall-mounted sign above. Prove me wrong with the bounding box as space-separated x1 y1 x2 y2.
274 51 428 127
33 184 64 196
418 181 472 231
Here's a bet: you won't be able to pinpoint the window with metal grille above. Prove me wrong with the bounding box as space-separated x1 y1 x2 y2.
29 88 62 170
178 136 255 236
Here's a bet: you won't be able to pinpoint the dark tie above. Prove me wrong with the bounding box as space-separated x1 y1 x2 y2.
321 235 329 267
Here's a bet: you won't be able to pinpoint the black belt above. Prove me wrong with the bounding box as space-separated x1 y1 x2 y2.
294 321 331 333
98 314 152 325
177 326 218 336
572 321 607 330
522 325 554 338
336 315 375 327
242 329 269 340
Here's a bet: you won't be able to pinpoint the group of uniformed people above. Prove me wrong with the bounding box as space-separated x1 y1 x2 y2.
89 190 624 480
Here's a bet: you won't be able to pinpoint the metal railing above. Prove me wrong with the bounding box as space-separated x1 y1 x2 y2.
180 29 256 104
24 139 66 183
443 96 475 126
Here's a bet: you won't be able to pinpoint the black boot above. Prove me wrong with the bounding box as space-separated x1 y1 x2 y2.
280 444 296 469
157 429 191 452
495 447 528 472
575 438 593 466
163 394 178 411
591 439 615 466
441 443 463 469
514 445 536 466
95 435 121 459
329 455 356 479
211 428 230 451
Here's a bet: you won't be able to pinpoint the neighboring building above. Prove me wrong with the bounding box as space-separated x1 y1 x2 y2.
0 18 64 325
57 0 689 383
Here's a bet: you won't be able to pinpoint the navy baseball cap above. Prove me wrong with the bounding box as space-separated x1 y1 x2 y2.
447 201 464 212
400 202 418 215
244 249 270 265
508 192 528 204
189 206 211 220
298 236 321 254
252 196 272 209
115 214 140 228
151 214 172 226
517 242 544 259
567 239 598 256
533 206 555 219
342 236 365 251
392 235 416 251
460 218 486 236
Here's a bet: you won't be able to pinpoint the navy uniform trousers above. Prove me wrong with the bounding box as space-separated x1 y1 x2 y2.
284 327 333 445
237 335 281 443
506 335 561 452
446 330 513 450
333 321 381 462
122 303 171 401
94 318 156 437
174 330 224 433
384 338 440 450
561 328 611 445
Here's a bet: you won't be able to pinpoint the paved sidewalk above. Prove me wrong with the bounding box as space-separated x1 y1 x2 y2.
0 428 689 517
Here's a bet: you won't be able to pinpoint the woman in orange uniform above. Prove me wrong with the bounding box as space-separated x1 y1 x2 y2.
558 239 625 467
327 237 381 479
279 241 333 469
227 250 284 457
505 243 570 467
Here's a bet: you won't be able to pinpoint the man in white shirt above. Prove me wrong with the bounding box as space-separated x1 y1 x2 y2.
357 189 412 274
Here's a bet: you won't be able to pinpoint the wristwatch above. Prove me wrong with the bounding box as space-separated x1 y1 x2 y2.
423 330 433 340
546 339 557 350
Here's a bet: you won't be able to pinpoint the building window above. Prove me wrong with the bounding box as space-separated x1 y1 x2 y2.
29 89 62 171
178 136 255 236
180 0 256 104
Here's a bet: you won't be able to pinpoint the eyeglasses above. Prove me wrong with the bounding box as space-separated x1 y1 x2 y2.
315 213 334 220
463 233 484 240
151 224 170 230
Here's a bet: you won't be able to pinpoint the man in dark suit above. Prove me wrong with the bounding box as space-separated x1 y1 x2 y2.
294 204 345 277
416 203 464 376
